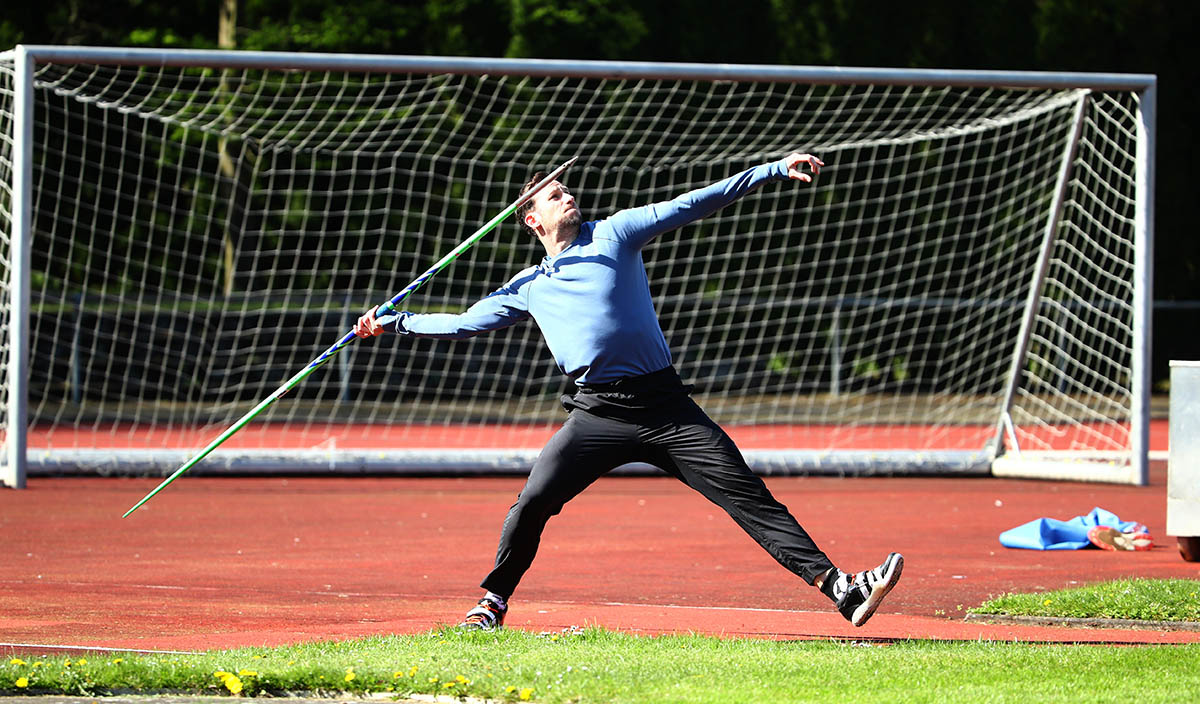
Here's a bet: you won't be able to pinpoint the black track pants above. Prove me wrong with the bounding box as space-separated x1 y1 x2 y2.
479 369 834 598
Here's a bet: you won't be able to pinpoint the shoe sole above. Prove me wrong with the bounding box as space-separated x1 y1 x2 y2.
1088 525 1153 551
851 553 904 627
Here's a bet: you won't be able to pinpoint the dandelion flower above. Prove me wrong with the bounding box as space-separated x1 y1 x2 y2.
214 670 245 693
456 675 470 684
1043 599 1052 606
344 669 357 683
110 658 124 665
443 682 457 689
76 659 87 665
238 669 258 677
15 677 28 688
520 687 534 700
506 685 517 693
9 658 27 666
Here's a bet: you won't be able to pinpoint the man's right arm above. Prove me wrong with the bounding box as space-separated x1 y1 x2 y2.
354 269 534 340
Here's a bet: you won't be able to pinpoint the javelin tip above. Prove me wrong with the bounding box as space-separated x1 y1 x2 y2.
549 156 579 177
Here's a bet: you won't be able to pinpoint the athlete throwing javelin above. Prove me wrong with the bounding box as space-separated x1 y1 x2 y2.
354 153 903 629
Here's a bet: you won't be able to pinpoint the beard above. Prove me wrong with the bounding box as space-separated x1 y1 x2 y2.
562 209 583 229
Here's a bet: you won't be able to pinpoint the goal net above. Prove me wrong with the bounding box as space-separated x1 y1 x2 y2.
0 49 1154 485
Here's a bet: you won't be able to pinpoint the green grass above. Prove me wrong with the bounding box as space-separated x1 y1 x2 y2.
3 627 1199 703
971 578 1200 622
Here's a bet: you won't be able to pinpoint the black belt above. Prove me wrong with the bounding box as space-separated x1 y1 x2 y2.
577 365 683 394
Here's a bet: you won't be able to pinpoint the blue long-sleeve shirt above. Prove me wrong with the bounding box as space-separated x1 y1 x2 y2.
379 159 791 385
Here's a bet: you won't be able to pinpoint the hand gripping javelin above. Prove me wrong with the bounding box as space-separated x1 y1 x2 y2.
123 156 579 518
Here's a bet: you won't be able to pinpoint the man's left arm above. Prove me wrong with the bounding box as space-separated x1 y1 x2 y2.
605 153 823 249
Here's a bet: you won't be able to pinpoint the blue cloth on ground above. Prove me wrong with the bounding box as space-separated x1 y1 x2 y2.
999 507 1144 550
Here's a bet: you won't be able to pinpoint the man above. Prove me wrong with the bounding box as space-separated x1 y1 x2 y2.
354 153 903 629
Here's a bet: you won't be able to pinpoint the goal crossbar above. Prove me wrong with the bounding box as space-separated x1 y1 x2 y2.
4 46 1157 91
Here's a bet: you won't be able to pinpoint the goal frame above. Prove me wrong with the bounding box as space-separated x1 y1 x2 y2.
0 46 1156 488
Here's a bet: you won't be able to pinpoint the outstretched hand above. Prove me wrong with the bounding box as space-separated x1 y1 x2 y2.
784 153 824 183
354 305 384 338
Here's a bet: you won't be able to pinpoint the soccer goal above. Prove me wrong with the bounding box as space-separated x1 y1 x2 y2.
0 47 1155 488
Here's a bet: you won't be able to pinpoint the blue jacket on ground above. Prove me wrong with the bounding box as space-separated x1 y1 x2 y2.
999 507 1145 550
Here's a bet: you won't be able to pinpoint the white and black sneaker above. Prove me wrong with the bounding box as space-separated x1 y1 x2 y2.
821 553 904 627
459 595 507 631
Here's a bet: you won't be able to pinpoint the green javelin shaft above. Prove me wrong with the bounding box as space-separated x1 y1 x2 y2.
123 156 579 518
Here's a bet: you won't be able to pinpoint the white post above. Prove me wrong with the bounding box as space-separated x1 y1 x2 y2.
1131 81 1156 486
3 46 33 489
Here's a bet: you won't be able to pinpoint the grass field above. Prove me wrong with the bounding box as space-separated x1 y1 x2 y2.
972 578 1200 622
3 628 1199 703
5 579 1199 702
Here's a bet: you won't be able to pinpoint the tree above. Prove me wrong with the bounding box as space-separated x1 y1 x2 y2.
506 0 646 60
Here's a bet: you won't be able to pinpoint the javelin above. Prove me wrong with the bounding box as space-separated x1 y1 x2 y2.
123 156 579 518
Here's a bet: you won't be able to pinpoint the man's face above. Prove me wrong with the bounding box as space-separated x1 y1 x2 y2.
526 181 581 235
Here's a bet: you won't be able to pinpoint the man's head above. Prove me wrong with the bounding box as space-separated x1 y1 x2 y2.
516 171 582 240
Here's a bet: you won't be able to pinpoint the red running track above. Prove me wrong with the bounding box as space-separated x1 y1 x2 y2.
22 419 1165 452
2 462 1197 652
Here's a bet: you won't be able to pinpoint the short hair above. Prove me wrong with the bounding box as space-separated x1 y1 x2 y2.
515 171 546 237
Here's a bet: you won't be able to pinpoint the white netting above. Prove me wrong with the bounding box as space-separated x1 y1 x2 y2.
1 56 16 486
1008 92 1139 456
1 56 1145 479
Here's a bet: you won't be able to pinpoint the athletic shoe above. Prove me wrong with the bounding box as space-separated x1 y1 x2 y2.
1087 525 1153 551
459 596 507 630
823 552 904 627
